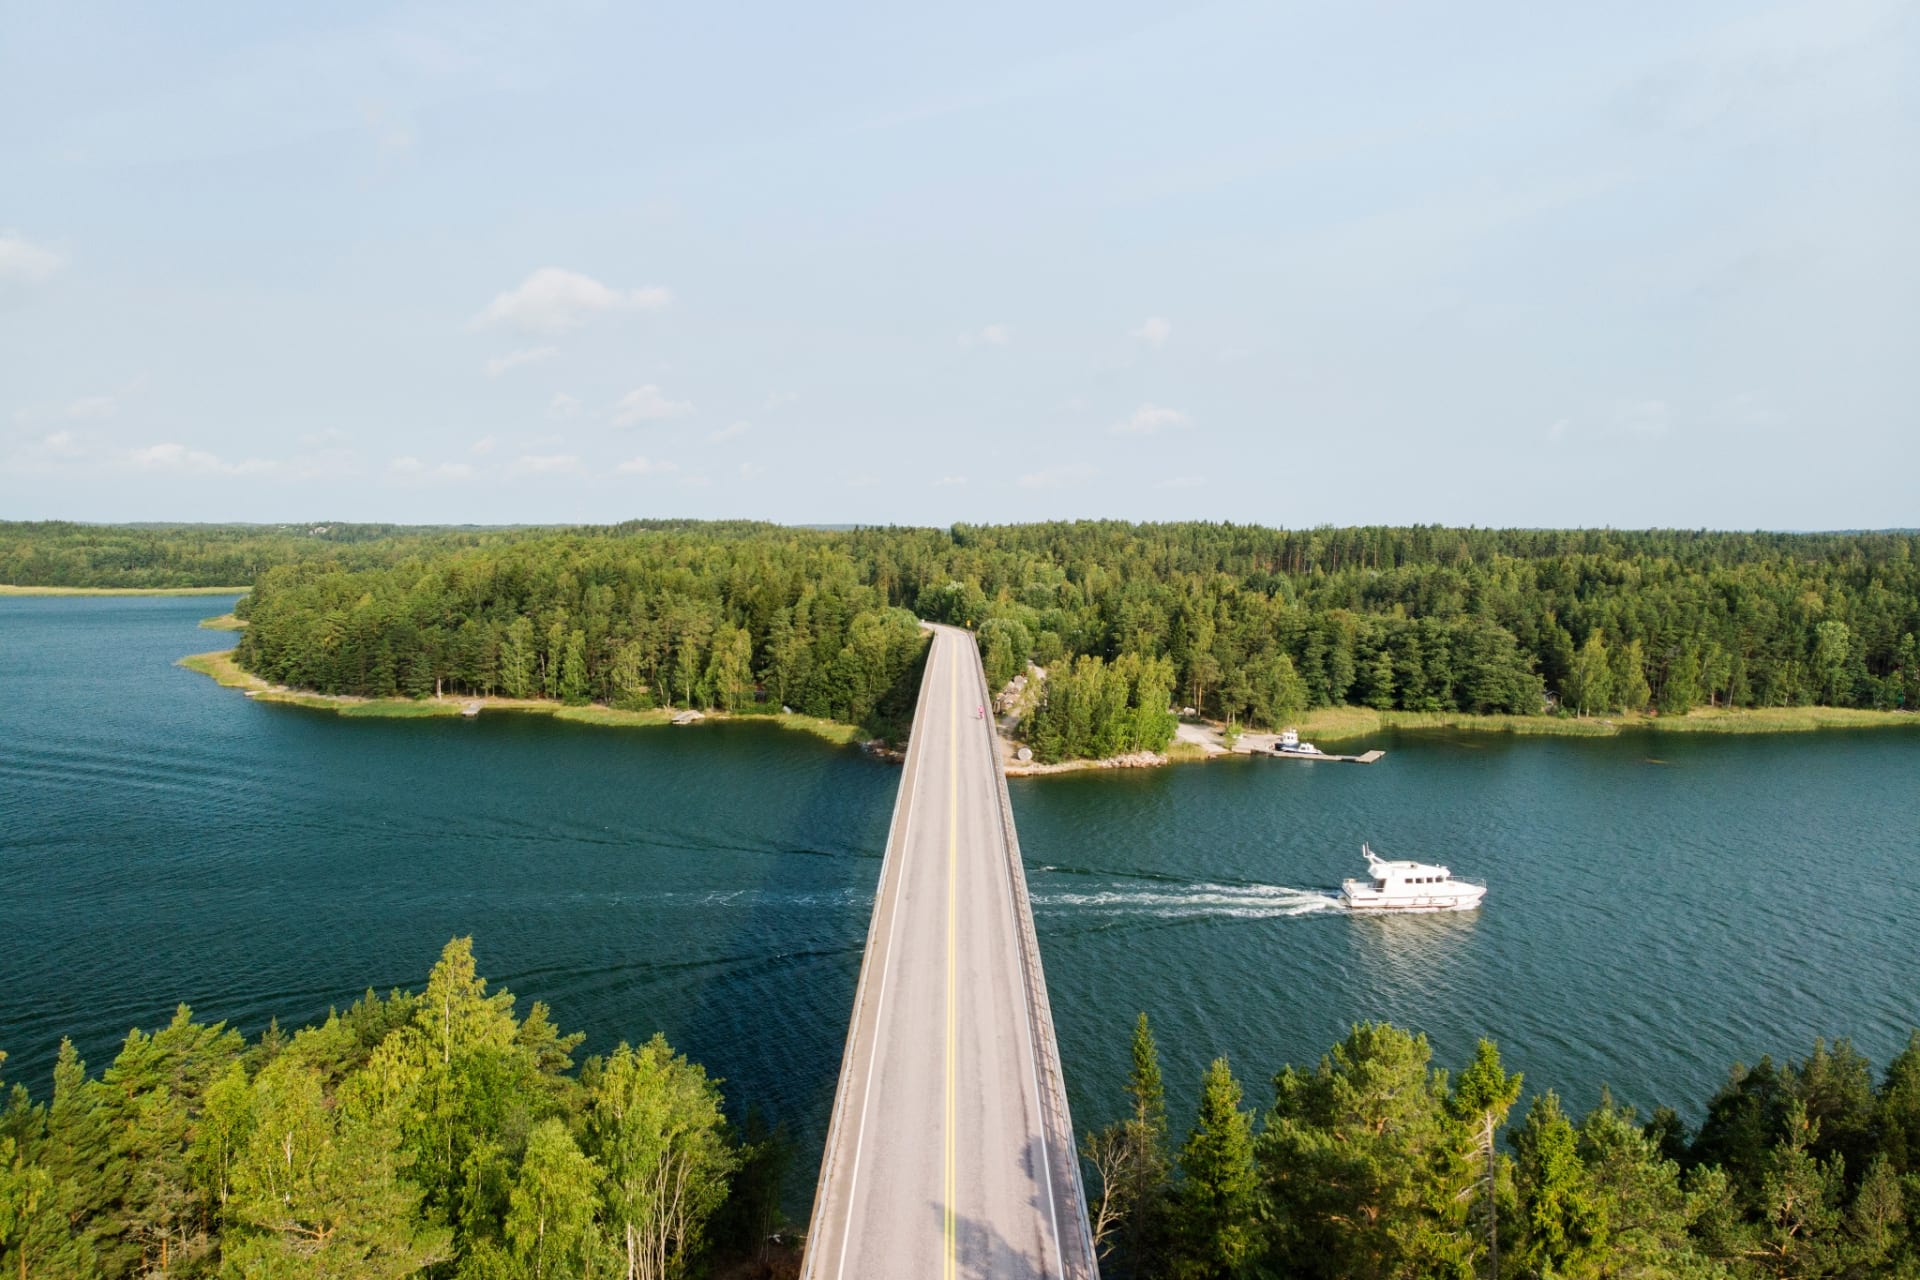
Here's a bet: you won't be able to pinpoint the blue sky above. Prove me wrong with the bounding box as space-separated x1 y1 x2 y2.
2 0 1914 527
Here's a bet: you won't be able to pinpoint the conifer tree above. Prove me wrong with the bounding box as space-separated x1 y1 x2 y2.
1170 1057 1258 1280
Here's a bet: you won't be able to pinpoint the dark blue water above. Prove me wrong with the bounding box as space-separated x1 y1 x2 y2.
4 597 1918 1196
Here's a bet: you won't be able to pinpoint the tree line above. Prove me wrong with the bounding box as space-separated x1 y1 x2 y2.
0 940 789 1280
11 520 1918 755
1085 1014 1920 1279
233 532 931 740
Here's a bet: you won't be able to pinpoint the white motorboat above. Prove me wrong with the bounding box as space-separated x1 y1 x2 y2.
1340 844 1486 913
1276 728 1324 756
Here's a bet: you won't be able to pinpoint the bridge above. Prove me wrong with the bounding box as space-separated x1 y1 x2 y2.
802 624 1099 1280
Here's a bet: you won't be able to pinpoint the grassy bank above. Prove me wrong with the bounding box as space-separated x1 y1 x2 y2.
198 612 246 630
2 584 250 597
178 649 868 747
1292 703 1919 741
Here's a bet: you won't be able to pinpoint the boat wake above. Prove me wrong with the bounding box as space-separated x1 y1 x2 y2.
1031 881 1345 920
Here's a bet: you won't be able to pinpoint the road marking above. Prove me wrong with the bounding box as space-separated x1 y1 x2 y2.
946 645 959 1280
827 640 934 1280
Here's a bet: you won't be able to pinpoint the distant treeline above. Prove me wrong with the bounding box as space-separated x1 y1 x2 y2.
0 521 469 588
0 940 788 1280
10 521 1919 756
1089 1014 1920 1279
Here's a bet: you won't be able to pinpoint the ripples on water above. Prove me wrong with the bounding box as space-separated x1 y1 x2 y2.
4 597 1918 1208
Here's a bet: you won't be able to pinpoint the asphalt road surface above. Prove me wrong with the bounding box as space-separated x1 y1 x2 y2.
802 624 1096 1280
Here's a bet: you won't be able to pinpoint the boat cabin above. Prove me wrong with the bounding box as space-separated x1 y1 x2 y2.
1362 844 1455 889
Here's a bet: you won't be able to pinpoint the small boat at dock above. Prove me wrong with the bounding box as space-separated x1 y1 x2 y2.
1340 844 1485 913
1276 728 1324 756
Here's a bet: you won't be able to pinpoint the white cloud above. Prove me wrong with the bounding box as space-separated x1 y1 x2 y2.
389 456 472 483
764 390 800 410
1156 475 1205 489
935 475 967 486
285 447 361 480
64 395 117 421
616 455 679 476
1017 464 1096 489
41 431 84 457
1112 403 1192 435
679 474 713 488
546 393 581 420
486 345 558 377
471 435 497 454
959 323 1011 348
301 427 351 447
1713 392 1777 428
613 384 692 425
127 442 274 475
1615 399 1672 435
510 453 584 476
1130 316 1173 346
472 268 670 334
0 233 64 283
738 461 765 478
709 421 750 443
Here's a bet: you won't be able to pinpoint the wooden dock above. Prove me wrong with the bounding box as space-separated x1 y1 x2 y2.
1225 732 1386 764
1267 747 1385 764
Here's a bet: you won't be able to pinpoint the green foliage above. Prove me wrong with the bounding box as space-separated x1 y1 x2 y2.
1083 1014 1175 1273
1026 653 1179 762
1091 1021 1920 1280
1168 1058 1258 1279
0 941 747 1280
15 520 1920 755
585 1036 738 1280
1513 1091 1606 1273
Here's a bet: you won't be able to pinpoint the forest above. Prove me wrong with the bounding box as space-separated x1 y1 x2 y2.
0 941 786 1280
1086 1015 1920 1280
7 520 1919 758
9 962 1918 1280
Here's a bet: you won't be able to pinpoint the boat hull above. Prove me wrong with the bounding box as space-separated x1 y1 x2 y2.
1339 881 1486 913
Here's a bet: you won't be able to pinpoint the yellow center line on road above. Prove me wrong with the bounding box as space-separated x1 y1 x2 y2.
945 643 959 1280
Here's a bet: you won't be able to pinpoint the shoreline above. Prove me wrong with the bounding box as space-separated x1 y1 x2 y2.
183 646 1917 777
178 649 871 749
1002 703 1918 777
1289 703 1920 741
3 584 250 597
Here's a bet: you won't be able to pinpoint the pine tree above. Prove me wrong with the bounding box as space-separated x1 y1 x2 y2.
1170 1057 1258 1279
1513 1092 1605 1274
500 617 536 699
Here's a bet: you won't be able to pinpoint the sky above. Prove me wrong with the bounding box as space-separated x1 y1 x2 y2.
2 0 1915 529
